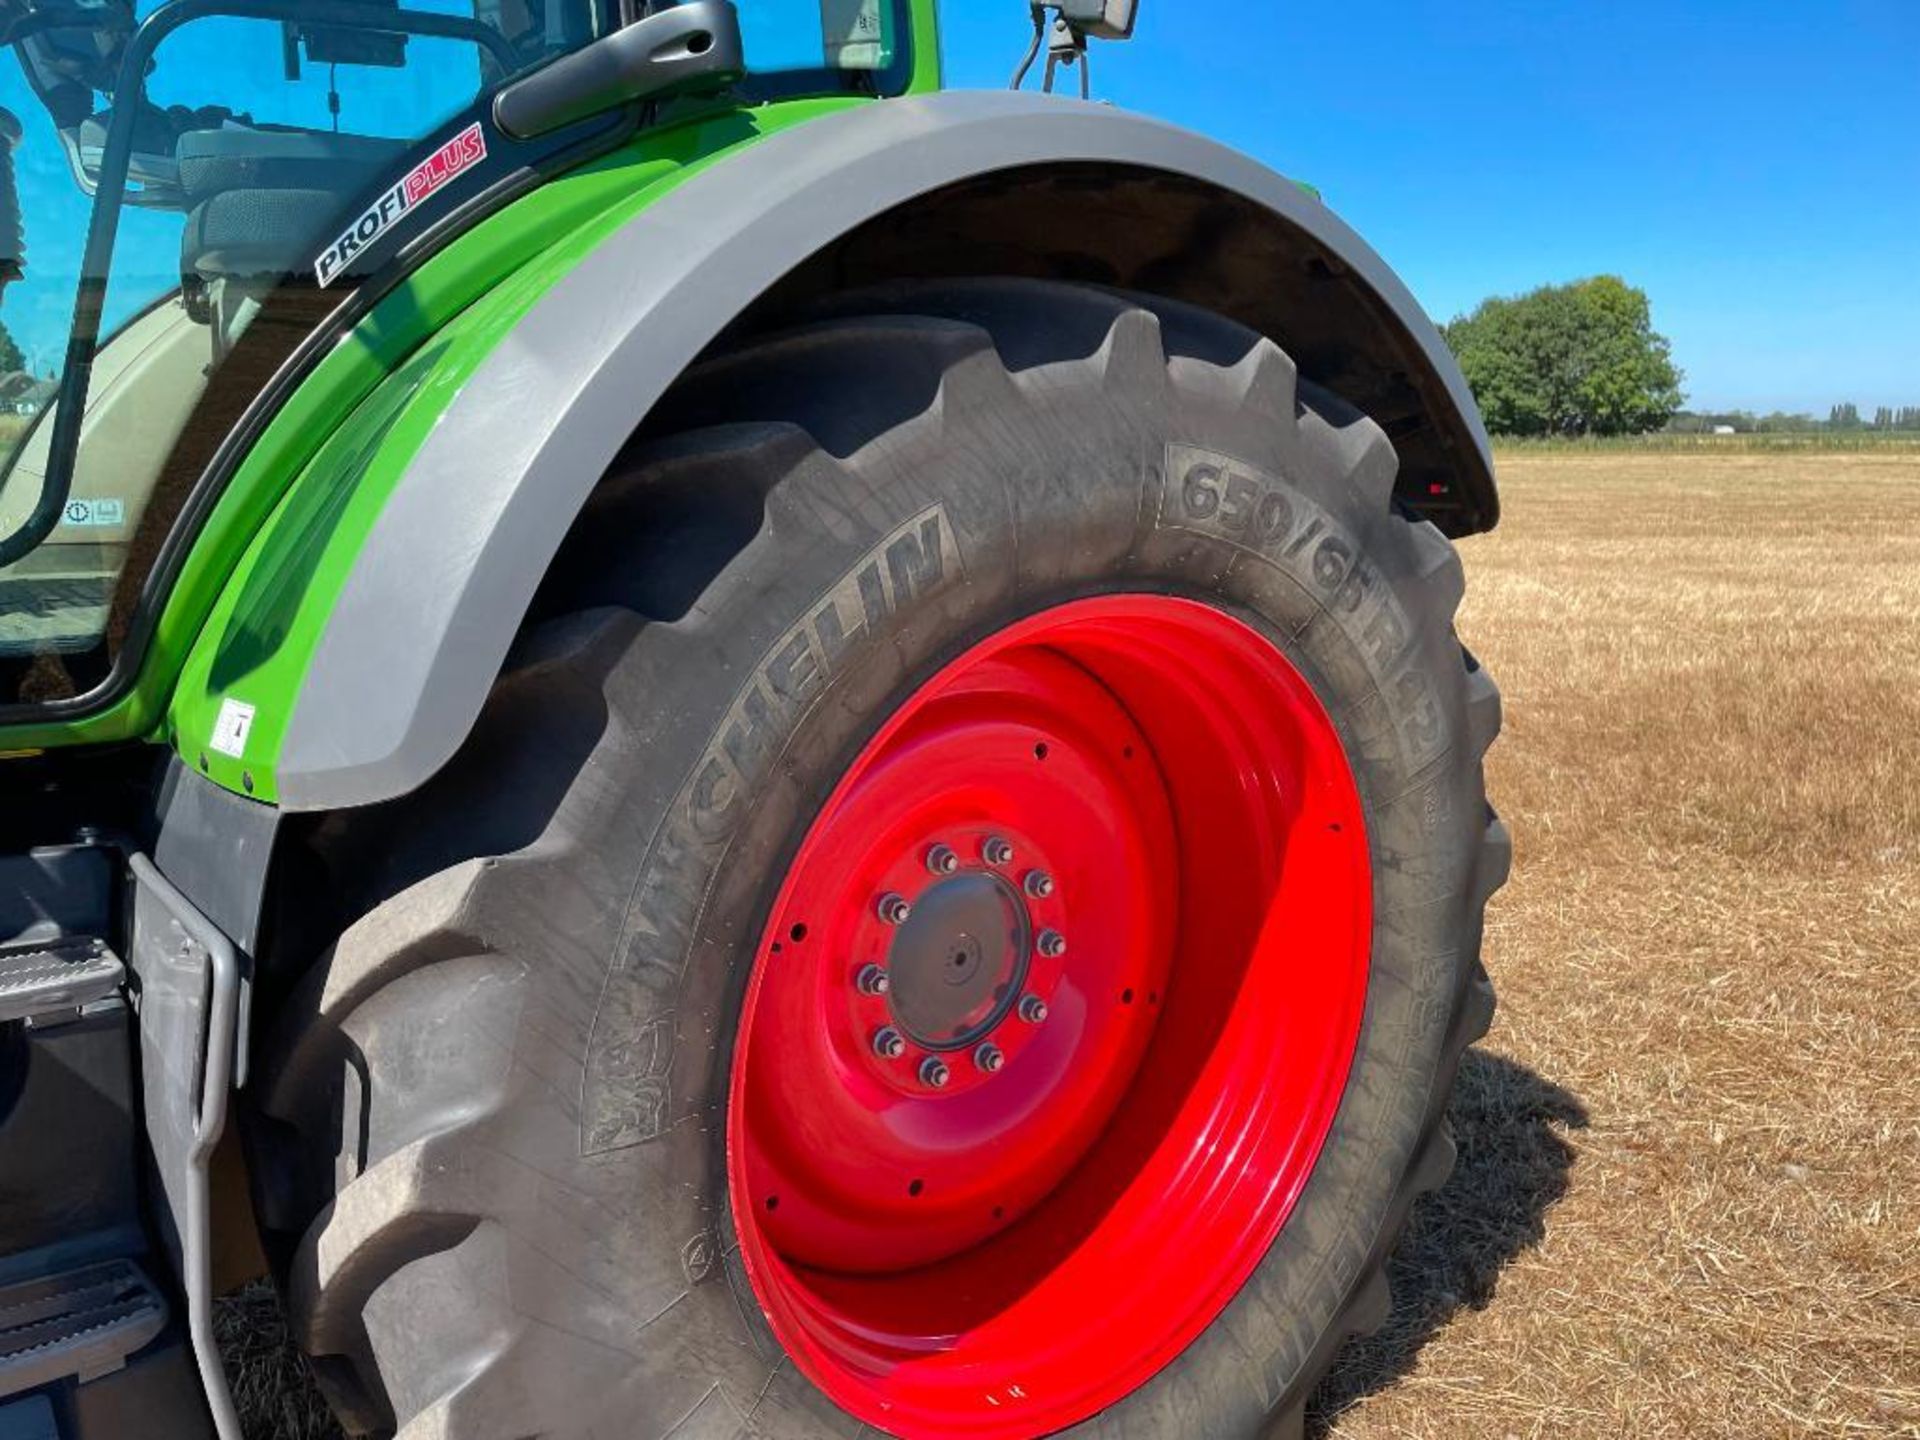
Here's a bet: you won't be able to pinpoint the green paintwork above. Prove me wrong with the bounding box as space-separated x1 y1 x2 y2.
906 0 942 93
171 99 869 804
0 0 943 785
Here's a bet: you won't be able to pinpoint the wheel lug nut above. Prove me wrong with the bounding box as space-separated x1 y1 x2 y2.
856 964 890 996
1036 929 1068 959
1018 994 1050 1025
919 1057 953 1089
983 837 1015 867
974 1043 1005 1074
1023 870 1056 899
926 844 960 876
873 1027 907 1060
877 892 913 926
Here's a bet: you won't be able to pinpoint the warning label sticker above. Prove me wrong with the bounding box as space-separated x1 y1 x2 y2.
210 698 257 760
61 498 126 528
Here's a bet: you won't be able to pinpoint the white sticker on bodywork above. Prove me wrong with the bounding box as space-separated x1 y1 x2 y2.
210 699 257 759
62 498 126 528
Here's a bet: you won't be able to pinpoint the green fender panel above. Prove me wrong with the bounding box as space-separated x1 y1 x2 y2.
162 99 870 802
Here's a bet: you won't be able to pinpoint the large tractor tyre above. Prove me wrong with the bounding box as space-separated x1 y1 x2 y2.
249 279 1507 1440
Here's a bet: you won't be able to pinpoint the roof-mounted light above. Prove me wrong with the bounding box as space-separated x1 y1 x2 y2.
1011 1 1139 98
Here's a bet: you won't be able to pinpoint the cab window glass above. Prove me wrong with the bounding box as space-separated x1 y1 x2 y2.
728 1 896 72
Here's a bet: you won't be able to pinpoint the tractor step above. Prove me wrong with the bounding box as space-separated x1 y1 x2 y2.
0 1260 168 1402
0 939 124 1026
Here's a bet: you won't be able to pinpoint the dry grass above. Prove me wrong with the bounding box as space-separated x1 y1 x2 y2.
1317 451 1920 1438
1500 433 1920 455
215 1282 342 1440
220 450 1920 1437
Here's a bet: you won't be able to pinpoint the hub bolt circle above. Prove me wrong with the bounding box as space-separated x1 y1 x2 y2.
877 893 913 926
983 837 1015 867
1018 994 1050 1025
856 964 890 996
1024 870 1057 899
1036 929 1068 959
974 1043 1006 1074
926 844 961 876
873 1027 908 1060
920 1057 953 1089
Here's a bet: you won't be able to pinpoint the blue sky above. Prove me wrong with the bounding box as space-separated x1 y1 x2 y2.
946 2 1920 415
6 2 1914 414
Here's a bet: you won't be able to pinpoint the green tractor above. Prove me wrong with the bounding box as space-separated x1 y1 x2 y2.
0 1 1507 1435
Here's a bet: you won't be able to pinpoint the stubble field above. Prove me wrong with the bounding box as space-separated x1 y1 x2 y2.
1316 449 1920 1438
221 448 1920 1438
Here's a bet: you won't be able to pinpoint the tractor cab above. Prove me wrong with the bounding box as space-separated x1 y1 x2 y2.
0 0 907 707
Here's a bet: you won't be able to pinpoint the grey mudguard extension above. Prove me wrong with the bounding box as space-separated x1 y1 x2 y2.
279 89 1493 812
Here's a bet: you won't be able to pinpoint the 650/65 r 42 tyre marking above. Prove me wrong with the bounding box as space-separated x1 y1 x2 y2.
249 279 1504 1440
1160 443 1447 777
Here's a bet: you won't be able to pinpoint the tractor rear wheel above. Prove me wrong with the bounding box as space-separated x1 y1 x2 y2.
250 279 1506 1439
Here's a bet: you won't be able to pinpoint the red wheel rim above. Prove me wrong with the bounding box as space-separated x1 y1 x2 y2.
728 595 1371 1438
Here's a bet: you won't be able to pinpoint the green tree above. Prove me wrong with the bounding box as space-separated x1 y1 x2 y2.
1443 276 1684 437
0 320 21 375
1829 403 1861 429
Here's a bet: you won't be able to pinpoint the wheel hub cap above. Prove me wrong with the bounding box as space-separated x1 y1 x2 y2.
887 869 1031 1050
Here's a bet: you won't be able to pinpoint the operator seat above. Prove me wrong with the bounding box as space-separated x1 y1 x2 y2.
176 127 405 282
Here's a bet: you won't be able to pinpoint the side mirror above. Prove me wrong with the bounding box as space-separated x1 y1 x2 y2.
1057 0 1137 42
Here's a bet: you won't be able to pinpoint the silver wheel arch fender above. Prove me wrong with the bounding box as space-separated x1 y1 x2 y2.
278 90 1494 812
